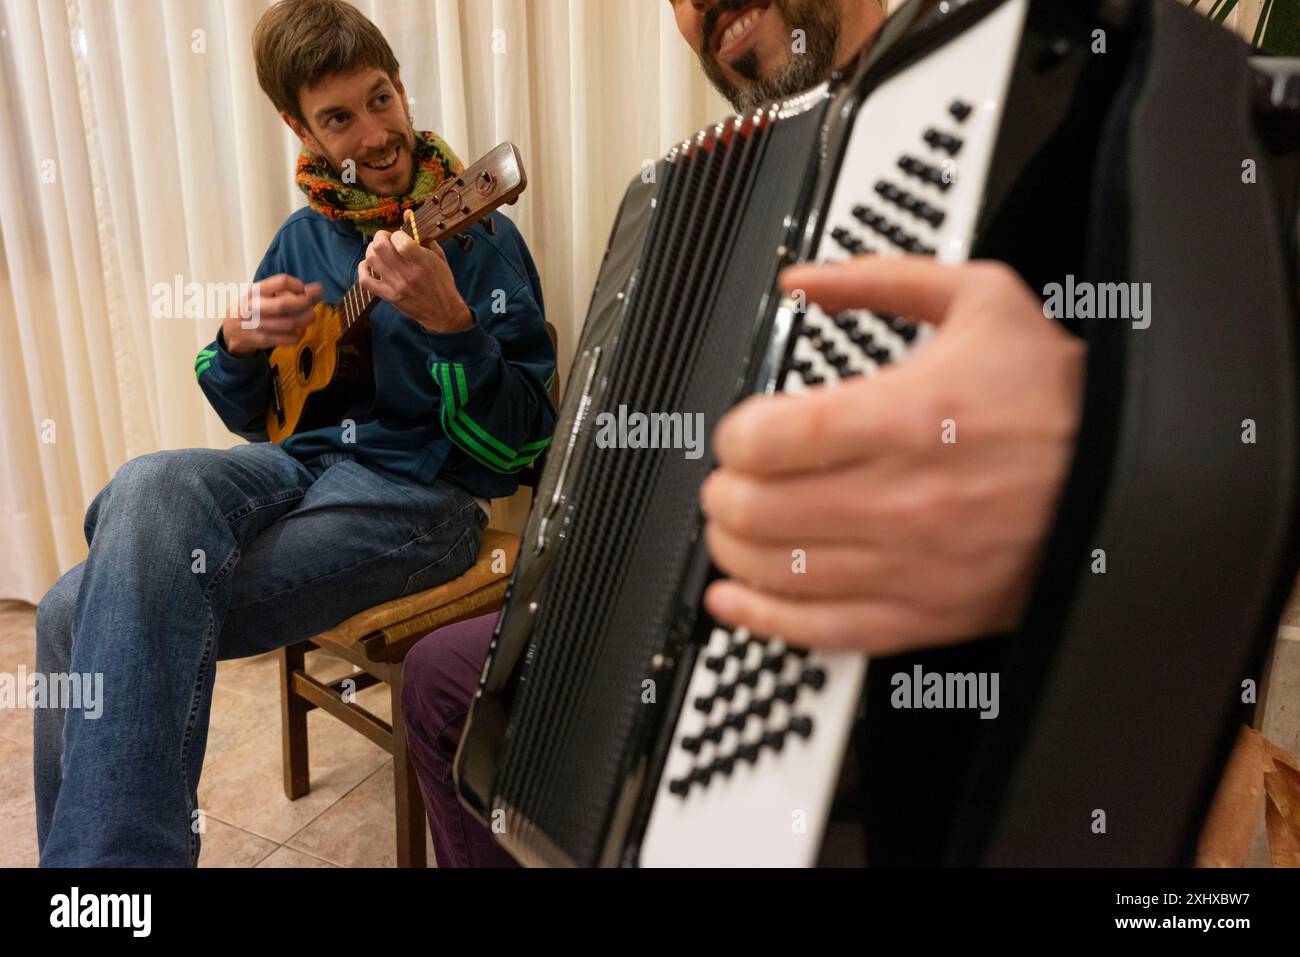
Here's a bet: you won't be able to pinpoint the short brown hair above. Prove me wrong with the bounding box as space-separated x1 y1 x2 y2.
253 0 401 125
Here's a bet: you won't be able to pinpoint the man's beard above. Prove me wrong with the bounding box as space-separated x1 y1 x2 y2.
328 116 418 197
699 0 842 114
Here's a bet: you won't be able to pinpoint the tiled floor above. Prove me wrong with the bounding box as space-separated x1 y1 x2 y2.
0 599 433 868
2 594 1298 868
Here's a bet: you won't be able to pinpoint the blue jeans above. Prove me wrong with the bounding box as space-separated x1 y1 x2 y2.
33 443 486 866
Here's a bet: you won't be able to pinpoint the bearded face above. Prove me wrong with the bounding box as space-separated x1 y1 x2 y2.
681 0 845 113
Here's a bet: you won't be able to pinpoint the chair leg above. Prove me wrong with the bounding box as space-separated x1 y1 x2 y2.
390 664 428 868
279 643 310 800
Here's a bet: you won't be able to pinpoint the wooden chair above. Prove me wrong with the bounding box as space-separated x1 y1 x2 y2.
277 323 558 867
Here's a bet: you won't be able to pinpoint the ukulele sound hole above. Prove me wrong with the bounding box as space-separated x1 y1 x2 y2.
298 347 314 381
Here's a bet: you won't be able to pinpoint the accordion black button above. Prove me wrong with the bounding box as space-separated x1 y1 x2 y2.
801 666 827 690
919 204 945 228
924 167 951 191
804 373 826 386
775 683 799 704
762 729 787 752
682 734 703 754
712 755 737 776
691 767 713 786
705 655 726 672
704 725 726 744
761 652 785 672
749 698 773 719
738 743 761 763
738 669 760 688
726 711 749 731
834 313 858 332
924 128 963 156
788 645 810 659
669 778 691 796
694 694 714 713
887 316 919 340
716 681 737 702
789 715 815 738
949 100 973 122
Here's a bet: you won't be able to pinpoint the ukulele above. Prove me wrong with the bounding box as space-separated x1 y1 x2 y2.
265 142 528 443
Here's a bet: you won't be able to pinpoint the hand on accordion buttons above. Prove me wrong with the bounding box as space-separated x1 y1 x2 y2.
700 256 1085 655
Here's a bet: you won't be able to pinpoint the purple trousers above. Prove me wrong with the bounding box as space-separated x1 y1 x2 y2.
401 613 518 868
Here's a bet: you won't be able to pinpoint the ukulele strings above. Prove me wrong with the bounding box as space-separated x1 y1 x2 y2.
337 177 469 333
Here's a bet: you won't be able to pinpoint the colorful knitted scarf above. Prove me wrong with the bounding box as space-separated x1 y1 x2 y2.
296 130 463 237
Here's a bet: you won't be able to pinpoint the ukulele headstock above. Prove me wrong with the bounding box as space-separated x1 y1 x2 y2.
408 142 527 247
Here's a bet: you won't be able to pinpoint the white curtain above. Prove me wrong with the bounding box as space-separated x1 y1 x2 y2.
0 0 730 603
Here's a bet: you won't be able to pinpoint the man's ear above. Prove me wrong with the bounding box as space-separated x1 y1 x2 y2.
391 72 412 122
282 112 322 154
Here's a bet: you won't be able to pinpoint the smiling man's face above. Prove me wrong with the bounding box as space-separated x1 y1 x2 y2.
671 0 851 113
287 66 418 197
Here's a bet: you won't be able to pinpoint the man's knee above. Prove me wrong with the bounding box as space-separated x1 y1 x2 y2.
86 450 222 539
110 449 215 501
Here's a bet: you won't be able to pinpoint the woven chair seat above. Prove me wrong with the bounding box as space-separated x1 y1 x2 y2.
308 528 518 663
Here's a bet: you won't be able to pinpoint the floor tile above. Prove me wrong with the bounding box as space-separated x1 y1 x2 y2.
0 734 36 867
285 760 435 868
196 698 390 845
0 801 38 868
196 816 279 868
256 845 337 868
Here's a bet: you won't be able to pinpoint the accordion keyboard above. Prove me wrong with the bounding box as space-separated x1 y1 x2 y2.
640 0 1028 867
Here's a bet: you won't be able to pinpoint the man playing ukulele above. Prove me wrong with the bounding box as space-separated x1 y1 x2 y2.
34 0 556 867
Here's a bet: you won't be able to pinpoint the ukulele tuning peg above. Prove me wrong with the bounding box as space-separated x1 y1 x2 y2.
483 217 497 236
457 233 476 252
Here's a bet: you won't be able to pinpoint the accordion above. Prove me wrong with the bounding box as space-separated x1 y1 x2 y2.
456 0 1300 866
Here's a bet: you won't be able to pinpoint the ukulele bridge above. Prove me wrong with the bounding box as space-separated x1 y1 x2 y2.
269 365 286 428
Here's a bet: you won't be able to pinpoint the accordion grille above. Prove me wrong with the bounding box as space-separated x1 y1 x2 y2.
497 104 827 865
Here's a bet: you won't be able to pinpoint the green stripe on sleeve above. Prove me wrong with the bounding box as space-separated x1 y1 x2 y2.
429 359 553 474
